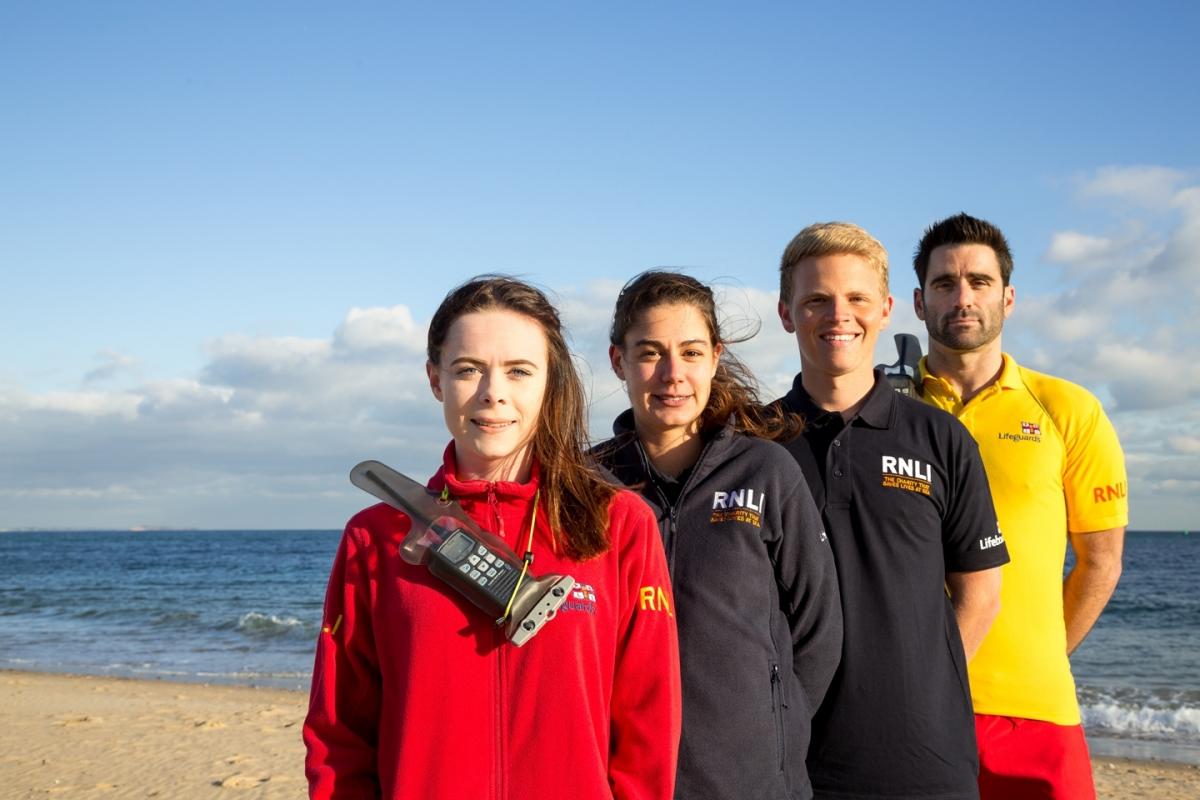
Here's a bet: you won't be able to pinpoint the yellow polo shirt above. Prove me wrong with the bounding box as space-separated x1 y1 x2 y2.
919 354 1128 724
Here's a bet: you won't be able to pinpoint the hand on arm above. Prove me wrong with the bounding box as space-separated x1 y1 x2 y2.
1063 526 1124 654
945 567 1002 661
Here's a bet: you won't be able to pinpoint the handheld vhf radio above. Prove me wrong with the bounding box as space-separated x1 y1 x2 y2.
349 460 575 646
877 333 924 397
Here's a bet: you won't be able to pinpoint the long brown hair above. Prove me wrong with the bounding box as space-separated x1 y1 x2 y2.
428 275 616 560
609 270 803 442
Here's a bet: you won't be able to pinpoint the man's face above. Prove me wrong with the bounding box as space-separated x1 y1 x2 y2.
778 252 893 382
914 243 1014 352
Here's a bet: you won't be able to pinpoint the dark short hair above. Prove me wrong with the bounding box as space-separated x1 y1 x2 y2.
913 213 1013 287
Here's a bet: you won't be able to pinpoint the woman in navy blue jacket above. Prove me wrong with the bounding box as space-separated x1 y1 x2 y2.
594 271 842 800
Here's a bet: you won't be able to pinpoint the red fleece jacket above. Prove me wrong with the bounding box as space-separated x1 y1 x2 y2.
304 448 681 799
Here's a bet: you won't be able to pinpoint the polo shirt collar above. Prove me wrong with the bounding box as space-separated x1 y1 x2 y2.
918 353 1019 402
786 369 894 429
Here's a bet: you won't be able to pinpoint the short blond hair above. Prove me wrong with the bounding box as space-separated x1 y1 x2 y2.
779 221 889 303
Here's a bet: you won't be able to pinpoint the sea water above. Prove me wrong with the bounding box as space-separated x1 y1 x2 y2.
1 529 1197 762
0 530 337 689
1068 531 1200 763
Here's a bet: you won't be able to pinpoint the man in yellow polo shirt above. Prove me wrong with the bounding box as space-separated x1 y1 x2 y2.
911 213 1127 800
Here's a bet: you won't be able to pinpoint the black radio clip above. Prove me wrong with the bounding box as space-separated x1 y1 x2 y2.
877 333 924 397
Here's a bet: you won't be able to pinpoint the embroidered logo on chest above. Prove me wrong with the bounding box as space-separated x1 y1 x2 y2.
880 455 932 496
560 582 598 615
710 488 766 527
997 420 1043 443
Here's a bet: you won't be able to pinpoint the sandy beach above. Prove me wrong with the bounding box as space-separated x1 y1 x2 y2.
0 671 306 798
1 670 1196 799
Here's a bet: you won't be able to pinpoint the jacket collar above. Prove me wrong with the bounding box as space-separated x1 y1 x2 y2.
601 408 736 483
430 442 541 501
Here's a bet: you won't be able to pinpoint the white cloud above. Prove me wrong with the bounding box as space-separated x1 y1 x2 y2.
83 349 138 385
203 334 332 390
333 305 425 354
1167 436 1200 455
0 485 141 500
28 390 141 419
0 304 451 529
1077 165 1191 210
1044 231 1117 264
1013 166 1200 413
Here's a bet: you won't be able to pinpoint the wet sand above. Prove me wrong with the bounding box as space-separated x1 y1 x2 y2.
1 670 1195 798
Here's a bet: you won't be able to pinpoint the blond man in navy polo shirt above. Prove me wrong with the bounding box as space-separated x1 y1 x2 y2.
774 222 1009 800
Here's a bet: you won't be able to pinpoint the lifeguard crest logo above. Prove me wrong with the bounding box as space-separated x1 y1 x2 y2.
560 582 598 615
710 488 766 527
639 585 674 617
998 420 1043 443
880 455 932 496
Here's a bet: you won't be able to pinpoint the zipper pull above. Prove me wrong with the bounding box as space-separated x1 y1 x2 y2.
487 482 505 537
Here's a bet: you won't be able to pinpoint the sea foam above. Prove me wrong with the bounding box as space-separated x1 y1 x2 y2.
1080 687 1200 741
235 611 310 637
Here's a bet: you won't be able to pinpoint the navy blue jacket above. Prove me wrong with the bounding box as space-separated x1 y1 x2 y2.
594 412 842 800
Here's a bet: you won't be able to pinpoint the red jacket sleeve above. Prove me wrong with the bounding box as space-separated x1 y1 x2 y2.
303 522 383 799
606 493 682 800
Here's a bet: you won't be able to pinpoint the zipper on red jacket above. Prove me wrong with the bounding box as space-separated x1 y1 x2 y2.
495 631 506 800
487 482 506 540
487 480 506 800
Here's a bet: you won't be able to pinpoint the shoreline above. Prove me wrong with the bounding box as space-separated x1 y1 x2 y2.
2 669 1197 798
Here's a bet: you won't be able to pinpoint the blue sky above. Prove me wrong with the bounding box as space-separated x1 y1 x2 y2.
2 2 1197 529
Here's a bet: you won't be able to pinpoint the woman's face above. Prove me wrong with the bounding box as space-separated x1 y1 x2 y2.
427 309 549 483
609 302 722 445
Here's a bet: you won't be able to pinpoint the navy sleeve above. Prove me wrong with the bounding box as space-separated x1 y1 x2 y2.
940 421 1010 572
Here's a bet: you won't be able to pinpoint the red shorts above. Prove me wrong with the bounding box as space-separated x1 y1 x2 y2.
975 714 1095 800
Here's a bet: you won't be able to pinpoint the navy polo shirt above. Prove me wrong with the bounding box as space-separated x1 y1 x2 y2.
777 371 1008 800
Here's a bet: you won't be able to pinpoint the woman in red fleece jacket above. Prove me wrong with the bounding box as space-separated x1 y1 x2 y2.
304 276 682 800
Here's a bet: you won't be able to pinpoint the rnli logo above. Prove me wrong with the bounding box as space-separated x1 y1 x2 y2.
880 455 932 496
998 420 1042 443
561 582 597 615
710 488 766 527
639 585 674 617
1093 482 1126 504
